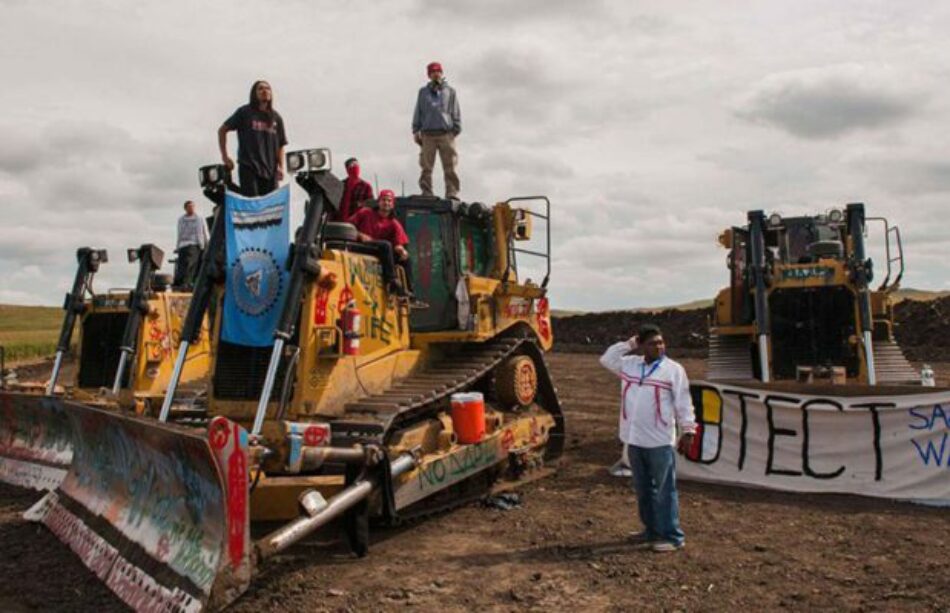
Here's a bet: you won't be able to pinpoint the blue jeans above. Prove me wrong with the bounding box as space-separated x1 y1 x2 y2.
628 444 685 546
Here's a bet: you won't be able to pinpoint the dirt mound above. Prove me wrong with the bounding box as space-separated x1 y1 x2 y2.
553 307 711 355
894 295 950 362
554 296 950 363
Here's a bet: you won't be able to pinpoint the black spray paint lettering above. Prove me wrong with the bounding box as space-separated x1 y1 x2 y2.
718 388 885 481
801 398 845 479
850 401 887 481
722 389 756 471
764 394 803 477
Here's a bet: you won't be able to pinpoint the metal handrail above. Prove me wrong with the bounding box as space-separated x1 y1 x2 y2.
866 216 904 291
503 196 551 288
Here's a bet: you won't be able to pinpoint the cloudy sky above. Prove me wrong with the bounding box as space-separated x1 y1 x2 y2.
1 0 949 310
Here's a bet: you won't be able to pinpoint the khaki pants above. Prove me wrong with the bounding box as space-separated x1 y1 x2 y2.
419 132 459 199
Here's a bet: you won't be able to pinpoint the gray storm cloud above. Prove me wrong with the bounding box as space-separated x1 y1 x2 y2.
1 1 949 306
735 64 922 140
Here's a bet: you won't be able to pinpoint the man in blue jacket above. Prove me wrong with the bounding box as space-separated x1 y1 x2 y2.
412 61 461 200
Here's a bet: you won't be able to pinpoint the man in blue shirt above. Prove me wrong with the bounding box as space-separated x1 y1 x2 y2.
412 62 461 200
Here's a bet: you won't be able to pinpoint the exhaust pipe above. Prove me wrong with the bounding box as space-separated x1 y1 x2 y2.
258 451 416 559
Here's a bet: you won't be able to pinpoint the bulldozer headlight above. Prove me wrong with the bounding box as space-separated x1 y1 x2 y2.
287 148 332 173
199 164 227 188
287 151 304 173
307 149 329 170
828 209 844 223
767 213 782 227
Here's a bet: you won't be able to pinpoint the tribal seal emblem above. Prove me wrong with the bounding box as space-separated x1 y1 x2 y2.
230 247 282 316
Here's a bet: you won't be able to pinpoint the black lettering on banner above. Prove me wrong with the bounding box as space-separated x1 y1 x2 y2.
723 389 760 471
852 401 891 481
765 394 803 476
801 399 846 479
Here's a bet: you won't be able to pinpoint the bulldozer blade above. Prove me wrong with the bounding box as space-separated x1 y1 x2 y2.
24 401 253 612
0 392 74 491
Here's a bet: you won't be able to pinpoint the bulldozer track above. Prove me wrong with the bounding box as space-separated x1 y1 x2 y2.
333 329 565 530
333 330 565 461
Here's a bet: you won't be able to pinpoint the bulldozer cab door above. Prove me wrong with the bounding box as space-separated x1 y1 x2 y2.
397 197 461 331
729 227 752 323
396 197 492 332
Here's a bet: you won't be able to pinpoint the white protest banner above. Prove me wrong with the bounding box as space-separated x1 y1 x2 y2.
678 382 950 506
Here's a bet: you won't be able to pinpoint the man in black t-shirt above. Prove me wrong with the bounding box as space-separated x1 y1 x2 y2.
217 80 288 196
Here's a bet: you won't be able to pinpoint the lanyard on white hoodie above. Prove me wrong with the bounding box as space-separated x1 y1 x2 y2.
621 356 672 427
640 357 664 385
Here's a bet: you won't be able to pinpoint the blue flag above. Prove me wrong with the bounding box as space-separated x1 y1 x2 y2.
222 186 291 347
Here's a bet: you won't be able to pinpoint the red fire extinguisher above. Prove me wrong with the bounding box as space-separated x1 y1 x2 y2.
342 300 361 355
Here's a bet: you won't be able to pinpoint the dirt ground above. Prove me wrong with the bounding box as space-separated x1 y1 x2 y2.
1 353 949 612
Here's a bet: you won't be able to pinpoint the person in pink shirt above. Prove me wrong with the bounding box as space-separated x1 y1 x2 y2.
348 189 412 297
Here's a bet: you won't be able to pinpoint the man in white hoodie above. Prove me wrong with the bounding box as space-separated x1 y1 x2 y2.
600 324 696 552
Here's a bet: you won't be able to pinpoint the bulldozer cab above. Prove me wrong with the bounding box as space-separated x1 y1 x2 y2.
396 195 552 336
768 215 845 265
395 197 493 331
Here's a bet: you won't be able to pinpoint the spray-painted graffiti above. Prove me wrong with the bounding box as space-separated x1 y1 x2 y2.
36 493 202 612
0 396 72 461
147 322 173 360
313 286 330 325
367 300 394 344
536 297 551 342
679 383 950 504
61 405 227 593
346 256 397 344
0 395 73 490
418 440 500 488
348 257 382 297
505 297 533 319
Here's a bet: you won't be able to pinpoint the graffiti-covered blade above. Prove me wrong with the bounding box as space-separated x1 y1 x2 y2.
24 401 253 611
0 392 73 491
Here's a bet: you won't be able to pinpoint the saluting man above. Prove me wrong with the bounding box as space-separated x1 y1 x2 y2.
600 324 697 552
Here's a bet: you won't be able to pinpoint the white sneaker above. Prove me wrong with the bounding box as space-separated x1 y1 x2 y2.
608 460 632 478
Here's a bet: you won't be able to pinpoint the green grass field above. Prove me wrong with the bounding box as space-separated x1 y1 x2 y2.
0 304 64 363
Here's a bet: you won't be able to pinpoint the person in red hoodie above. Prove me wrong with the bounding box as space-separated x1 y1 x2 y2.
348 189 412 297
333 157 374 221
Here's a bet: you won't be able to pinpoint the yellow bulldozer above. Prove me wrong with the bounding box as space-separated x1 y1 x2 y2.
0 245 210 491
5 148 563 611
708 204 918 385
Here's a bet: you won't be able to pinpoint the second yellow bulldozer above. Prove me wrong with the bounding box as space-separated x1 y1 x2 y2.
0 244 210 492
708 204 918 385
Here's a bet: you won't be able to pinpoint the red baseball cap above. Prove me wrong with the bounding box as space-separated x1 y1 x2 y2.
427 61 443 75
379 189 396 201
